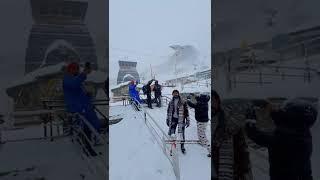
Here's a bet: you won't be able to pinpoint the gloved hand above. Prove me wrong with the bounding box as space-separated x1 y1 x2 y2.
185 117 190 128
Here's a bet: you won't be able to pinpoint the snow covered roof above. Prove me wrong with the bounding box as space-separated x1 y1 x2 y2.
7 62 106 89
7 62 66 88
123 74 135 80
111 81 131 90
160 69 211 82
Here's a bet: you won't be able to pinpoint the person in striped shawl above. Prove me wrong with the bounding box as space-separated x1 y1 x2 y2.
166 89 190 154
213 90 258 180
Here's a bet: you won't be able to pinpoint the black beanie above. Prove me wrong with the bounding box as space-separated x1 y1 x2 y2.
172 89 179 95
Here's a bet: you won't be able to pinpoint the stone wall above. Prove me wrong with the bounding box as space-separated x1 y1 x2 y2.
117 61 140 84
25 24 98 74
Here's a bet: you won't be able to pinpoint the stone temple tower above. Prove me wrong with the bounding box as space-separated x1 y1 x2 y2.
117 61 140 84
25 0 98 74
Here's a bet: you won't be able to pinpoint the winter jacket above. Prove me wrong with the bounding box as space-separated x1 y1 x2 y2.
166 96 190 133
128 84 142 103
129 84 137 98
246 125 313 180
63 73 101 131
154 84 162 97
145 80 153 94
187 94 210 122
63 73 90 113
245 99 317 180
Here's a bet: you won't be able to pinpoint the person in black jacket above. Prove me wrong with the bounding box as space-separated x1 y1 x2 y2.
145 79 154 109
154 80 162 107
245 98 318 180
187 93 211 157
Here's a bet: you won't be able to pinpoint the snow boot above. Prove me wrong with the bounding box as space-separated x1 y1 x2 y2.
181 147 186 154
181 144 186 154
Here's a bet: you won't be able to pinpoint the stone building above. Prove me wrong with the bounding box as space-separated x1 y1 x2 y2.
117 61 140 84
25 0 98 74
6 63 106 111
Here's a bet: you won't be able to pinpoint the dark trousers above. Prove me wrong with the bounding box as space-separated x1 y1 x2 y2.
155 95 161 107
168 118 185 149
147 93 152 108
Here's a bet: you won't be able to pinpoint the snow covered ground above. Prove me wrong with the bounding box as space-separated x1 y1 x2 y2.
109 96 212 180
109 105 176 180
0 125 102 180
144 105 211 180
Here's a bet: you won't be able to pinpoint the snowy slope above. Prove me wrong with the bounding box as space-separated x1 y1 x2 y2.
139 46 210 82
109 105 176 180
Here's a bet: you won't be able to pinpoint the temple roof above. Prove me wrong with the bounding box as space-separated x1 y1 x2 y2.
30 0 88 25
7 62 106 91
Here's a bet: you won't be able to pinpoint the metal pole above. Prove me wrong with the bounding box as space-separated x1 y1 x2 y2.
44 122 47 139
50 113 53 141
57 116 60 136
144 112 147 123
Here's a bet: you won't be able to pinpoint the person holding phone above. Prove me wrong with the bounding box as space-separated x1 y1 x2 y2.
63 61 101 143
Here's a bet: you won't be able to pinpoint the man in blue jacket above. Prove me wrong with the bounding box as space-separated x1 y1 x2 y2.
128 80 142 110
63 62 101 133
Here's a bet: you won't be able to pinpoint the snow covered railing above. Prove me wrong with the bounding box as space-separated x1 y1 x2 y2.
161 95 172 105
69 113 106 177
129 99 181 180
41 99 107 177
41 98 108 138
41 99 109 108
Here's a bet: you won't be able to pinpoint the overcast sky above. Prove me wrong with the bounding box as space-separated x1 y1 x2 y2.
0 0 107 112
109 0 211 83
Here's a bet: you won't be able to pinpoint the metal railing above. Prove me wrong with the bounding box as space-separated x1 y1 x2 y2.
41 99 107 177
69 113 106 177
41 99 108 139
127 97 181 180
